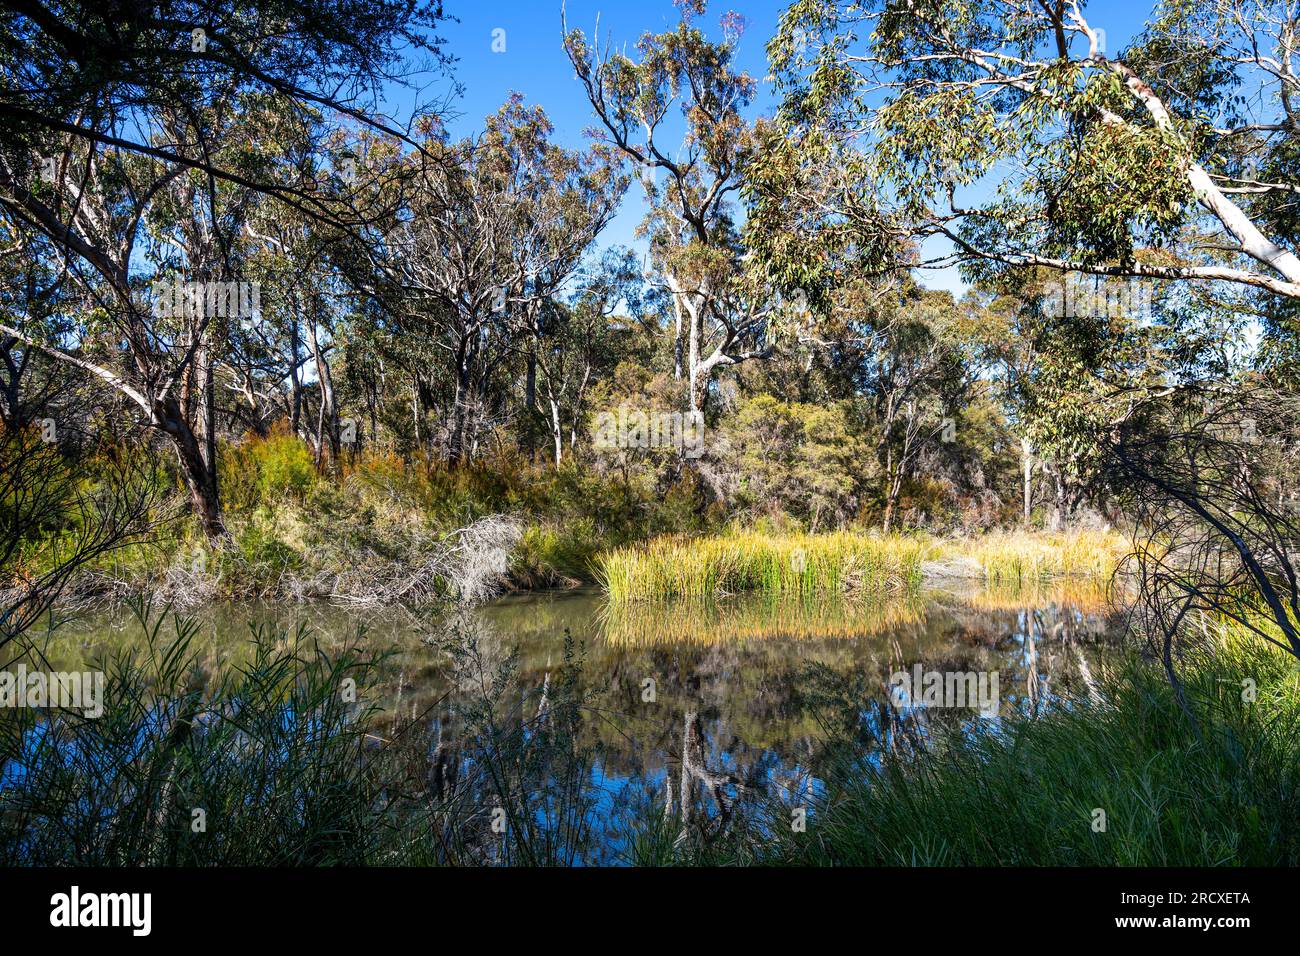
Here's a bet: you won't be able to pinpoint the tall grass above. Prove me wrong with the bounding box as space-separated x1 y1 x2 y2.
0 605 615 866
707 626 1300 866
597 531 932 601
952 529 1127 585
0 606 393 865
597 529 1128 601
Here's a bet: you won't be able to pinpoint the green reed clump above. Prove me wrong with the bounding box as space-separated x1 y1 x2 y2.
732 631 1300 866
597 532 932 601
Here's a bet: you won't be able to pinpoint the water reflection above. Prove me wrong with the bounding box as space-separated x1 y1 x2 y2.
7 584 1128 862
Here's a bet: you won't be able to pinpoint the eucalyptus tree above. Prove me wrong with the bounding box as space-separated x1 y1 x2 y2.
961 269 1120 527
0 95 297 536
241 213 339 454
378 98 623 464
960 261 1256 529
0 0 449 223
243 153 364 463
0 133 235 534
531 247 649 467
0 220 68 430
565 0 778 413
0 0 449 536
849 286 970 531
766 0 1300 306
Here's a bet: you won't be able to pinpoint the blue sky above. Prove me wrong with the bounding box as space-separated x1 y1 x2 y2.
403 0 1163 294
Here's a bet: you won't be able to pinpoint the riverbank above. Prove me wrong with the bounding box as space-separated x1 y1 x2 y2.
25 448 649 609
41 524 1128 613
18 458 1130 613
9 434 1134 612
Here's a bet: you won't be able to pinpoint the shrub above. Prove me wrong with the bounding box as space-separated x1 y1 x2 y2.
255 433 318 501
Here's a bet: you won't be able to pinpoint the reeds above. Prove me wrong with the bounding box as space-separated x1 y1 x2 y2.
0 604 615 866
596 531 933 602
952 529 1128 585
596 529 1128 601
0 604 392 866
734 629 1300 866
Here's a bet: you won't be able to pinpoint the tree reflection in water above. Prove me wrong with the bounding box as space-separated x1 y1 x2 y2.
30 583 1126 862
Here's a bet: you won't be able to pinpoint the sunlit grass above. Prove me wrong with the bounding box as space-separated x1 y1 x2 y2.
597 529 1129 601
596 531 934 602
948 529 1128 585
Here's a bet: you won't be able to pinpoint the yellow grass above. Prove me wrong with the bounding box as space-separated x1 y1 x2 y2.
597 529 1129 601
597 531 933 602
950 529 1128 585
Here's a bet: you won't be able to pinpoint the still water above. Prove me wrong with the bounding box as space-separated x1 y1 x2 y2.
14 582 1128 859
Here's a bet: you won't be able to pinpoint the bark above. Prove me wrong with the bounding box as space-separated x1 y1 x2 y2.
523 346 537 460
882 441 899 534
448 334 475 465
671 294 684 380
306 318 338 465
1021 436 1034 526
289 319 302 438
155 397 224 538
1048 468 1065 532
197 343 216 482
687 295 704 412
548 397 563 469
0 335 32 428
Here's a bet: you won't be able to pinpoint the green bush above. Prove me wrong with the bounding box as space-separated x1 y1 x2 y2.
255 433 318 501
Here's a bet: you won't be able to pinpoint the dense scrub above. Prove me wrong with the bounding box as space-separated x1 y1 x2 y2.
11 428 1123 609
8 432 710 607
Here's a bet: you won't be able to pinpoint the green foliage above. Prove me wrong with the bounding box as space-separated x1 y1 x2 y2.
512 519 605 587
220 432 318 510
255 434 318 501
719 395 867 528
